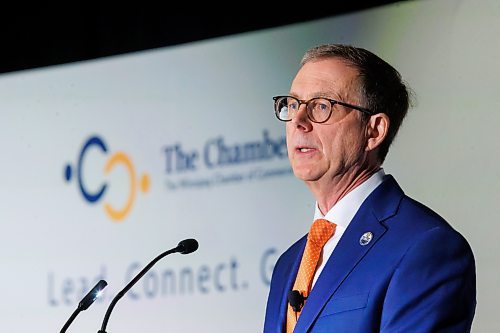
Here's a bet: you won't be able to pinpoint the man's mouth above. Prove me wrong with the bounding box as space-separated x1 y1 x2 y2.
297 147 315 153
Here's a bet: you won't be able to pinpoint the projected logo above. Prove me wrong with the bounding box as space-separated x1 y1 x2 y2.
64 135 150 221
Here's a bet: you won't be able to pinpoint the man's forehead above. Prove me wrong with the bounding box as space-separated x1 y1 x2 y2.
290 59 360 100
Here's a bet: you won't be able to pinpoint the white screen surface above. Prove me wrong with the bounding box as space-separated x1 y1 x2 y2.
0 0 498 331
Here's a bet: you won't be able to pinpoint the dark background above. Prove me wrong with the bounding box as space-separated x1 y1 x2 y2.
0 1 404 74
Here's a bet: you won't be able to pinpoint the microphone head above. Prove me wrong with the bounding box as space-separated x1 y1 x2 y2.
78 279 108 311
288 290 305 312
177 238 199 254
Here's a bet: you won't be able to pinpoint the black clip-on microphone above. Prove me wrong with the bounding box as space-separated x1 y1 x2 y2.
60 279 108 333
97 238 199 333
288 290 307 312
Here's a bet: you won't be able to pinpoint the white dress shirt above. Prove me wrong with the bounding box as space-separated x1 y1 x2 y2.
311 169 386 288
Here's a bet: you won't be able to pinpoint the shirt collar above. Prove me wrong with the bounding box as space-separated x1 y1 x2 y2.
314 169 386 229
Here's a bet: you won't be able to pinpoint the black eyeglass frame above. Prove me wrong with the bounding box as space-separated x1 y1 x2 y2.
273 95 374 123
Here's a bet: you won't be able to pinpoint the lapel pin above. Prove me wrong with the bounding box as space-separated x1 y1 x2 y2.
359 232 373 246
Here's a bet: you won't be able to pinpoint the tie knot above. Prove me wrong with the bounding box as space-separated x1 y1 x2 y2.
308 219 336 246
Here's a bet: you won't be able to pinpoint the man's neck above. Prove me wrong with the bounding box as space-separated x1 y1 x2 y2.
308 166 380 215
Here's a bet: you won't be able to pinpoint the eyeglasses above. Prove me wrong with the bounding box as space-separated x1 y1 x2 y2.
273 95 373 123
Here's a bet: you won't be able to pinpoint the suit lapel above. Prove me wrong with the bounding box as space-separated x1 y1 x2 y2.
294 175 404 332
268 236 306 332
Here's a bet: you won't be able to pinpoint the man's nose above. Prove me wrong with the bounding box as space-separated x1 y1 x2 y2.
291 104 313 131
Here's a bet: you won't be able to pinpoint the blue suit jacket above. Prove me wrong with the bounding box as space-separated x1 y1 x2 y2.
264 175 476 332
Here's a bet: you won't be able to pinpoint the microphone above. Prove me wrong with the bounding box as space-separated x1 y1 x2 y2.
97 238 199 333
288 290 306 312
177 238 199 254
60 279 108 333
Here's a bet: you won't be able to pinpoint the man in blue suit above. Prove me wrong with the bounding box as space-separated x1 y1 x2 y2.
264 44 476 332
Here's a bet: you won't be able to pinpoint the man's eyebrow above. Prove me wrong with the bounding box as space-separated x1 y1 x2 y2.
289 90 346 101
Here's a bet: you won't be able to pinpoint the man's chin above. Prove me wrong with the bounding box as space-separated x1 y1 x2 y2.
292 168 321 182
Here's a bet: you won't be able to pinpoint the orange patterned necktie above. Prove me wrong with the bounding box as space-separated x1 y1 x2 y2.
286 218 336 333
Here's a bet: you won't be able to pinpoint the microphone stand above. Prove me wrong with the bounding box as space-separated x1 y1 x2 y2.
98 239 198 333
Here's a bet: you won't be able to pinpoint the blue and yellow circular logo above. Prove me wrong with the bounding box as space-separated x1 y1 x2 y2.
64 135 150 221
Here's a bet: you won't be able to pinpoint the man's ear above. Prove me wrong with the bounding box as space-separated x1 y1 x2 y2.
365 113 389 152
